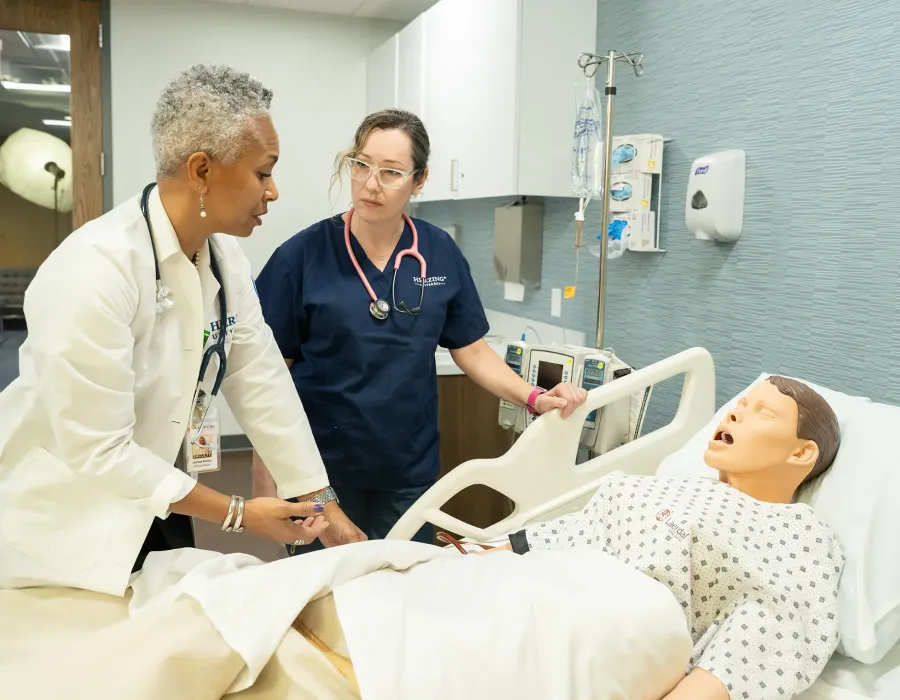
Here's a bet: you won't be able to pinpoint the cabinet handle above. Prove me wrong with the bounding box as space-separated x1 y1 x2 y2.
450 159 460 192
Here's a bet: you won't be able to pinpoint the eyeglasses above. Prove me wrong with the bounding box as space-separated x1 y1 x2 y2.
347 157 416 189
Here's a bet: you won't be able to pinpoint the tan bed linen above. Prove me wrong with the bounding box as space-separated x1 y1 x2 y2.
0 587 360 700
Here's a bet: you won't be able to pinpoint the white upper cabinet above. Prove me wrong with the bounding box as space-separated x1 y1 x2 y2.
365 0 598 201
417 0 462 201
366 34 398 114
396 13 425 116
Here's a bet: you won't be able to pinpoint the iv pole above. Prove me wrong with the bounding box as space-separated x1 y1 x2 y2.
577 50 643 350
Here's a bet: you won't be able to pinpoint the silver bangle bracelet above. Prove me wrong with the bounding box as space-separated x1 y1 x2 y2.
232 496 245 533
222 495 238 531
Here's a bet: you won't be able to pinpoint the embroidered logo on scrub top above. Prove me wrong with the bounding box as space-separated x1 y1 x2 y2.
414 275 448 288
656 508 690 541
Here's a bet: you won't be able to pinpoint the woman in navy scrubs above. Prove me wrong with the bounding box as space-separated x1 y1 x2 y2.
252 109 587 552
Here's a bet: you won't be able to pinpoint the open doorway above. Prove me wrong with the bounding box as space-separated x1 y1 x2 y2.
0 0 102 390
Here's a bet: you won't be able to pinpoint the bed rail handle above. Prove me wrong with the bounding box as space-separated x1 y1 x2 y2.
387 346 716 543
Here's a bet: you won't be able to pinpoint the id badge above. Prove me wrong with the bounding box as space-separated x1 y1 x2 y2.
184 405 221 475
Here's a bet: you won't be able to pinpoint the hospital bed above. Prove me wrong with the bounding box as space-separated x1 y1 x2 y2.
388 347 900 700
1 347 896 700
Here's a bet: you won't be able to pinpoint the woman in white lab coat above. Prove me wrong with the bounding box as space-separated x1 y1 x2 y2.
0 64 363 596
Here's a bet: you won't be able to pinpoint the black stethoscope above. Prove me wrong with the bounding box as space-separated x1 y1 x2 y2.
140 182 228 402
343 208 426 321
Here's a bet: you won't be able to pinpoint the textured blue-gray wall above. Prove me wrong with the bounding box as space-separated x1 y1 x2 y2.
417 0 900 429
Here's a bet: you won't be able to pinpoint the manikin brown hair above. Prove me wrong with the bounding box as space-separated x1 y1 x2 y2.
766 376 841 484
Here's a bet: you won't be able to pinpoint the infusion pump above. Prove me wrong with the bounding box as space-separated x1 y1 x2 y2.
498 341 649 453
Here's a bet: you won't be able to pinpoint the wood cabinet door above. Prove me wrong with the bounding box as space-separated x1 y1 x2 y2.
436 375 514 533
0 0 102 235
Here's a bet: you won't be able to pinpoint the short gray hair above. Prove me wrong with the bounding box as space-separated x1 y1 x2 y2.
151 64 274 178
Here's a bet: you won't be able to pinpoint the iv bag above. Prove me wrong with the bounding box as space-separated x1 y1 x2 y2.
571 80 603 198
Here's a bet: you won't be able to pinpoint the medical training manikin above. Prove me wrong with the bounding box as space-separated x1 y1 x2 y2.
499 375 844 700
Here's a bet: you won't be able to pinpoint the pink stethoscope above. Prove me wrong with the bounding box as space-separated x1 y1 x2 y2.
344 208 427 321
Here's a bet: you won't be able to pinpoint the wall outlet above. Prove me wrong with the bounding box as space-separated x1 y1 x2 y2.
551 288 562 317
446 225 458 242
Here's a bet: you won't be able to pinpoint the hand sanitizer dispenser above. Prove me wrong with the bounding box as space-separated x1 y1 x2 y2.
685 149 745 242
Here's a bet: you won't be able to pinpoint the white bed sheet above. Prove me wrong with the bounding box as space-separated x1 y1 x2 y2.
451 537 900 700
797 642 900 699
132 541 694 700
334 546 691 700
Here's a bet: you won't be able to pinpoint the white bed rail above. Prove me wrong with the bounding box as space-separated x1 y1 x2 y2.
388 346 716 542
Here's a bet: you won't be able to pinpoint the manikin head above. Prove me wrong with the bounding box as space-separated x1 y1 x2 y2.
150 64 279 238
704 376 841 501
332 109 430 225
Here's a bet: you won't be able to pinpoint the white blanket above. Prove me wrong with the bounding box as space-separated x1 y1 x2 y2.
130 540 444 693
131 542 693 700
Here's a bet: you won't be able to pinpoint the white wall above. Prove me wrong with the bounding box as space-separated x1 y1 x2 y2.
110 0 400 270
110 0 401 434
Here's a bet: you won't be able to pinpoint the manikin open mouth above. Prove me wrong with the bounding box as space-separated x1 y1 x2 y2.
713 430 734 444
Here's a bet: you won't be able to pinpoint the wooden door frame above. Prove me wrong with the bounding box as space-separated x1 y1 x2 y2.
0 0 103 229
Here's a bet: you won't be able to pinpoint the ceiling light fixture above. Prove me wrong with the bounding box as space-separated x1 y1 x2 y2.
1 81 70 93
43 119 71 127
33 35 71 52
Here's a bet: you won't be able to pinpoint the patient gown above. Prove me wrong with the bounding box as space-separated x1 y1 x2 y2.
520 475 844 700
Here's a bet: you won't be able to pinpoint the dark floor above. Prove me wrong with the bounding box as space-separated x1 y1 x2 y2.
195 450 288 563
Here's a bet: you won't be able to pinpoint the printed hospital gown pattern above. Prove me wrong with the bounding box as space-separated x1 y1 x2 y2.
525 476 844 700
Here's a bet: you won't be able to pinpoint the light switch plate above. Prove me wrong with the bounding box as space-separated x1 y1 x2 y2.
551 288 562 317
503 282 525 302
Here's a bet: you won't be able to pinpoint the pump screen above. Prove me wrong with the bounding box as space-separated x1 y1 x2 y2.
536 361 563 390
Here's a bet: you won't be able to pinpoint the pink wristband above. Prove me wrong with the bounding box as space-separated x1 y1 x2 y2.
526 388 546 416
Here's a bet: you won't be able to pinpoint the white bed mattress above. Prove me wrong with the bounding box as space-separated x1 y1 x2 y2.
797 643 900 699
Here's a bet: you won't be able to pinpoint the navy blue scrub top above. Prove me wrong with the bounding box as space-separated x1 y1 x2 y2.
255 214 490 490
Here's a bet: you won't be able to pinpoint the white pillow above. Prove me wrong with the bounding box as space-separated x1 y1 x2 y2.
657 373 900 665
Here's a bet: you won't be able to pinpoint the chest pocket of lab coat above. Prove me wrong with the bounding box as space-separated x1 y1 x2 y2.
1 448 123 574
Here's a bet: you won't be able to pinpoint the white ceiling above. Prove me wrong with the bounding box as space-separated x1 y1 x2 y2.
200 0 437 22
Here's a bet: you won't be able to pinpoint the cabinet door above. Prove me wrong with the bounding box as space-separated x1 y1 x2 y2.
453 0 520 200
418 0 465 202
397 14 425 116
366 34 397 114
436 375 514 538
418 0 520 202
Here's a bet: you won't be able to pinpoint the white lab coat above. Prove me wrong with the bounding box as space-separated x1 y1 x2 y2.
0 187 328 596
